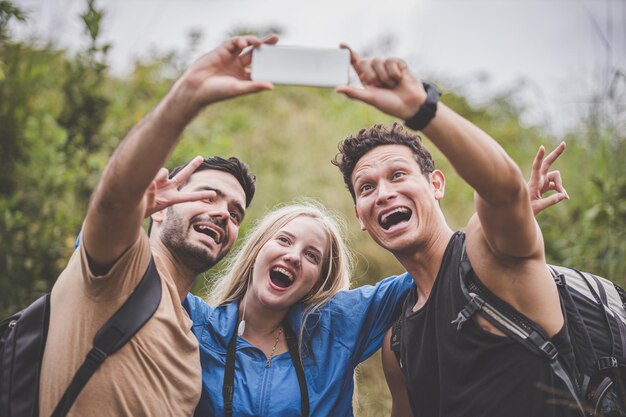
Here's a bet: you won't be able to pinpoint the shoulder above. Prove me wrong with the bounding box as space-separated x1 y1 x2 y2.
332 273 414 306
63 231 152 300
184 298 240 350
183 293 215 325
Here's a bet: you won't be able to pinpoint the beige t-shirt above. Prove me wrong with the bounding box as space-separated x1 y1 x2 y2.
39 232 201 417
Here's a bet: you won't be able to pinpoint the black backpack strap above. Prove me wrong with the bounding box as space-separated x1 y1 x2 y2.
223 324 238 417
223 319 309 417
390 288 415 371
284 322 309 417
50 256 162 417
453 246 586 416
390 318 403 366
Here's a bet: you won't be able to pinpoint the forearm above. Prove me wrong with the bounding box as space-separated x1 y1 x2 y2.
83 86 198 270
94 85 197 211
82 35 276 271
422 103 527 206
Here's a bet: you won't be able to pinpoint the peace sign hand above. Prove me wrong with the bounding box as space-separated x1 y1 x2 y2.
144 156 216 218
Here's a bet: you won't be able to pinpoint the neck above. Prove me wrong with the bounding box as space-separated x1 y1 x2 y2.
151 239 198 302
239 292 287 337
395 225 454 306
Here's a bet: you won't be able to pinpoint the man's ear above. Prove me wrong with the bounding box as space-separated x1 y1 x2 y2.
354 205 366 231
430 169 446 201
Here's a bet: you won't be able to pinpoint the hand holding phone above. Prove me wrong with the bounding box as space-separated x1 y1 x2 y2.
251 45 350 87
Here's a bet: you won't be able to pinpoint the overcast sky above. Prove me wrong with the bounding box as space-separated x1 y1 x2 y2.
11 0 626 134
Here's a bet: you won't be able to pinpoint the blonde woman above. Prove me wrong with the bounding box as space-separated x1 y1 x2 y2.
184 201 414 417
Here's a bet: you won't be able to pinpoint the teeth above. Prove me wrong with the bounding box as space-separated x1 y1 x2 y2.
381 207 409 225
194 224 221 244
271 266 293 281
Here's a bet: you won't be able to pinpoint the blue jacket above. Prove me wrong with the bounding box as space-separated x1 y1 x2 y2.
184 273 414 417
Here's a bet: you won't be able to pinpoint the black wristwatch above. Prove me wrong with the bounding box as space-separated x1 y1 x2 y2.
404 82 441 131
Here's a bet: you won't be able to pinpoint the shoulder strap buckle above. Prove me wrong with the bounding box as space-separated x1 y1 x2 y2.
539 341 559 361
597 356 618 371
85 346 108 369
451 295 485 331
553 273 566 286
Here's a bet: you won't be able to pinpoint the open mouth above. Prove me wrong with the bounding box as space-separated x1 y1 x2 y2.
193 224 222 244
269 266 294 289
379 207 412 230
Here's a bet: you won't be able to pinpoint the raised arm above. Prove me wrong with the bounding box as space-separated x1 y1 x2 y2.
83 36 277 273
338 48 567 335
337 48 540 259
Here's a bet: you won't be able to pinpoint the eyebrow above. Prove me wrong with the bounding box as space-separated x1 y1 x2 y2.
196 185 246 219
281 231 324 255
354 158 412 184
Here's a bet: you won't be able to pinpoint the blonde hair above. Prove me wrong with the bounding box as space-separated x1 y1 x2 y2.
209 200 359 411
209 200 353 335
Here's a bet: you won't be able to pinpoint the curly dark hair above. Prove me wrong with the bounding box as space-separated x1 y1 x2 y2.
332 123 435 202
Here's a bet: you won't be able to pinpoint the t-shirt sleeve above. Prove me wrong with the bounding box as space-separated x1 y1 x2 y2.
77 230 152 301
328 273 414 365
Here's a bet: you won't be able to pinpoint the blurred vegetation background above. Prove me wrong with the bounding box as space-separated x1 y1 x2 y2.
1 1 625 415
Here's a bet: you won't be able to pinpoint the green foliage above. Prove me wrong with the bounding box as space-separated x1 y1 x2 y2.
0 0 25 43
541 76 626 283
2 2 624 314
0 0 110 313
0 2 624 413
58 0 110 159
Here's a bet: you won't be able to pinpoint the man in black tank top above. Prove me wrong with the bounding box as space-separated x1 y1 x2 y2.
332 50 578 416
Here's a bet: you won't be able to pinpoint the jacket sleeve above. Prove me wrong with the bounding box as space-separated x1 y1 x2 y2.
328 273 414 365
183 293 215 327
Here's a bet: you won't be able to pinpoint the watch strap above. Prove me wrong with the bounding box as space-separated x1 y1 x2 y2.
404 82 441 131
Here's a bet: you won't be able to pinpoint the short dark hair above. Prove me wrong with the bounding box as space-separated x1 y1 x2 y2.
169 156 256 208
148 156 256 235
332 123 435 202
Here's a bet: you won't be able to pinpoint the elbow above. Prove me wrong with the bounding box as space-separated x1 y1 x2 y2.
483 161 528 206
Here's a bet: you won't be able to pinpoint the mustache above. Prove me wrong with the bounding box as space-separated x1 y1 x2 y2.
190 215 227 235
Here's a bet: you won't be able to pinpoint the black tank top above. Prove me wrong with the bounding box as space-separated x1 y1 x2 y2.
397 232 580 417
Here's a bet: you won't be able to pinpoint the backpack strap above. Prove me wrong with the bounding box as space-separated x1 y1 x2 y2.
452 245 586 416
574 268 621 371
390 318 403 367
50 256 162 417
614 284 626 312
223 319 309 417
284 323 309 417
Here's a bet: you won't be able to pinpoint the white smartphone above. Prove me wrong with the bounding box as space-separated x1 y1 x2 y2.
251 45 350 87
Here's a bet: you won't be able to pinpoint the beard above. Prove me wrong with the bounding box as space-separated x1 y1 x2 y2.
160 208 228 274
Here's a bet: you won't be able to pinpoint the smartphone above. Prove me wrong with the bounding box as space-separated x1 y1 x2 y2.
251 45 350 87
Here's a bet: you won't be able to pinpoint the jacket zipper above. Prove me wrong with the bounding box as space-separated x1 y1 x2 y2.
258 358 272 415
